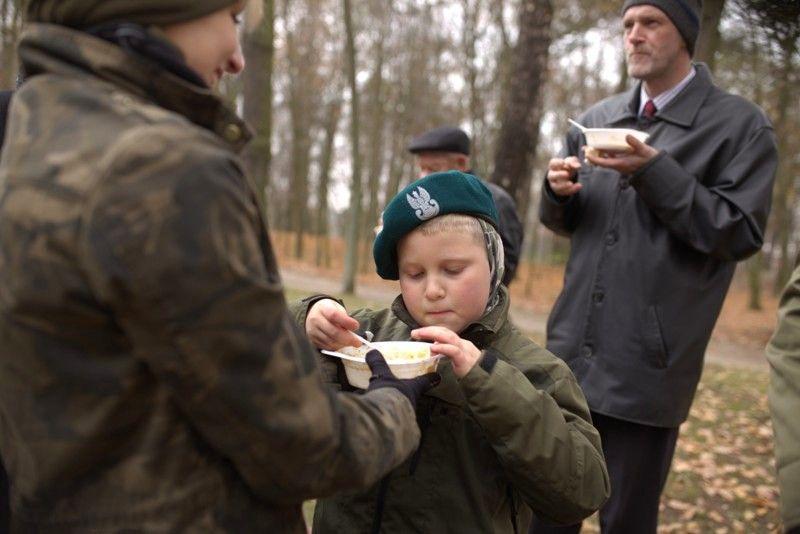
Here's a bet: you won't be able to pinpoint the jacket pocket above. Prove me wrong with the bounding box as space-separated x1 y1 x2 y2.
643 306 669 369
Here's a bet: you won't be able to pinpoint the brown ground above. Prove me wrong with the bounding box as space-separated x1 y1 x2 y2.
273 231 780 366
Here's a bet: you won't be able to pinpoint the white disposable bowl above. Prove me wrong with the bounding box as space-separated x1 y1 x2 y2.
583 127 649 152
322 341 440 389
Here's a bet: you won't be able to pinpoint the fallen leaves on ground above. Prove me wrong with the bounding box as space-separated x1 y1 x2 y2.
660 364 781 533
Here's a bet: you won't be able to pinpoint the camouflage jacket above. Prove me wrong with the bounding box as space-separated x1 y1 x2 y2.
768 259 800 532
0 24 421 533
293 288 610 532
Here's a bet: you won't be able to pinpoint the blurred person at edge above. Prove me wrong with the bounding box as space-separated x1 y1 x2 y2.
768 256 800 534
408 126 525 286
531 0 778 533
0 85 14 534
0 1 438 532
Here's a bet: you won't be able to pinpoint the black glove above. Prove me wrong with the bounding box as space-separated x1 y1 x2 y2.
365 350 440 409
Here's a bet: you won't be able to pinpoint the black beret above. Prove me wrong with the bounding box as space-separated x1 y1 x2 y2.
407 126 470 156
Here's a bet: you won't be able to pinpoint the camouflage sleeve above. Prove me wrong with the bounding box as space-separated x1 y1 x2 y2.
79 127 420 503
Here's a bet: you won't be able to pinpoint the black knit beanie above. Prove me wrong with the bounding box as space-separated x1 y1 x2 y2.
622 0 702 56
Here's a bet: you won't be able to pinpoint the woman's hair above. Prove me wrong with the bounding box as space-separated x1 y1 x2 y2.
415 214 484 245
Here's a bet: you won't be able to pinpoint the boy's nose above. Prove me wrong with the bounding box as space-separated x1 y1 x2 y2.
424 278 445 299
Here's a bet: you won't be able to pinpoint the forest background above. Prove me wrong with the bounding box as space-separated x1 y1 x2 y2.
2 0 798 303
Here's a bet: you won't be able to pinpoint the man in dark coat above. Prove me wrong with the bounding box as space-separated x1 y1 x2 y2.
532 1 778 533
408 126 524 285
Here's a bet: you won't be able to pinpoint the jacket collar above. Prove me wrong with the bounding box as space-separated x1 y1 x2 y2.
607 62 714 129
390 285 510 341
19 24 251 152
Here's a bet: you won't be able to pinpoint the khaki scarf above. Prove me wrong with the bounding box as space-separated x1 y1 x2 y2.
27 0 239 28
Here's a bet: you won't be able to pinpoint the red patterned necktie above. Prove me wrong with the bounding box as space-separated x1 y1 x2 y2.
643 99 657 119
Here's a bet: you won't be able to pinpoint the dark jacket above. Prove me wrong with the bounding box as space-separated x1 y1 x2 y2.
485 181 524 285
0 24 421 532
539 63 777 428
0 87 11 533
0 90 11 148
768 258 800 532
293 288 610 532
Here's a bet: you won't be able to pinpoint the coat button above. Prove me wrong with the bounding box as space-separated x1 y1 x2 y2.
581 345 593 358
223 123 242 143
593 292 604 304
605 231 618 246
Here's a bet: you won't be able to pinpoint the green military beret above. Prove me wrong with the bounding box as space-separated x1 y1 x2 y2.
373 171 499 280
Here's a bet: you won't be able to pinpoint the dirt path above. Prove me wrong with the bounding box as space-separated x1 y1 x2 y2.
280 267 768 371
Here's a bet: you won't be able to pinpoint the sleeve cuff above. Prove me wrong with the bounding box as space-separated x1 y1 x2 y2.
542 176 576 206
458 348 501 390
298 294 344 326
629 149 666 186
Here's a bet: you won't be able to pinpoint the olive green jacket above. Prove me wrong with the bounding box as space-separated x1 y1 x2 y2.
293 288 610 532
0 24 420 532
768 260 800 532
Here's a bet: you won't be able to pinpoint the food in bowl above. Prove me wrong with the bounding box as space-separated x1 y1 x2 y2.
321 341 440 389
339 342 431 361
582 127 650 154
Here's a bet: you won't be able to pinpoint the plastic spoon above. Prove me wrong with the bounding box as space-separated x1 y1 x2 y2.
568 118 588 132
352 332 379 351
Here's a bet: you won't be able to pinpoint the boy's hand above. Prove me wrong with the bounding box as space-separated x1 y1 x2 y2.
411 326 481 378
305 299 361 350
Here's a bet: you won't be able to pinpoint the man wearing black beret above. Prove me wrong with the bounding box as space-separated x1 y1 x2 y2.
408 125 524 286
533 0 778 533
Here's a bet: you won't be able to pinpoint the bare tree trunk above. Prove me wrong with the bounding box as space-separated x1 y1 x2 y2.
242 0 275 213
342 0 363 294
491 0 553 222
1 0 22 89
462 0 485 171
615 48 629 94
385 131 407 202
284 3 322 260
360 33 386 274
747 252 763 310
695 0 725 73
744 31 766 310
771 42 798 294
0 0 9 88
316 97 342 268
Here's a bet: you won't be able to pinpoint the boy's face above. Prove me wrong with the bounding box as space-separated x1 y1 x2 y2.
397 229 491 333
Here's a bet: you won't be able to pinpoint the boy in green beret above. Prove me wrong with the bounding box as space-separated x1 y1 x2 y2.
293 171 610 532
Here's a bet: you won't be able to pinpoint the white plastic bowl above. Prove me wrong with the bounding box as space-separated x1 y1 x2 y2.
583 127 650 152
322 341 440 389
